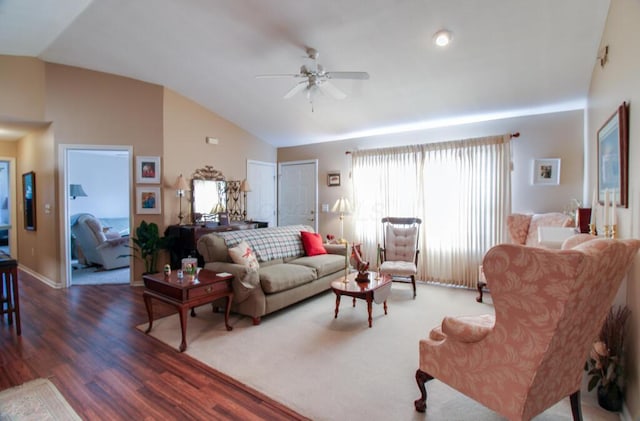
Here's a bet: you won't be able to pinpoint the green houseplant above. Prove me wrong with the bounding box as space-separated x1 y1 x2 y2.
126 221 173 274
585 305 631 412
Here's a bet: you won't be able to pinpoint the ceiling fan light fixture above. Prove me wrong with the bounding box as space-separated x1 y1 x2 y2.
433 30 453 47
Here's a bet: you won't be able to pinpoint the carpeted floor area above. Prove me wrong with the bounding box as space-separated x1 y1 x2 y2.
72 265 130 285
0 378 82 420
138 282 617 421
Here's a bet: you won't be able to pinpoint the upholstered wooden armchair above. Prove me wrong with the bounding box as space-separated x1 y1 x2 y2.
378 217 421 298
416 235 640 420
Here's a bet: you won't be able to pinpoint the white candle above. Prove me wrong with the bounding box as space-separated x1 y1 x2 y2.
611 191 616 226
603 190 609 227
590 187 597 225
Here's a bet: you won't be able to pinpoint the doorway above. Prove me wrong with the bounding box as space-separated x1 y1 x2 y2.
0 158 16 256
60 145 133 287
278 160 318 231
246 160 276 227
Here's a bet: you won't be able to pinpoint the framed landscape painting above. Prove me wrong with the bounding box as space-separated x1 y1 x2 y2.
597 102 629 207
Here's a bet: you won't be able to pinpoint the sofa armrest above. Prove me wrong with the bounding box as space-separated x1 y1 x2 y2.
324 243 347 256
204 261 260 303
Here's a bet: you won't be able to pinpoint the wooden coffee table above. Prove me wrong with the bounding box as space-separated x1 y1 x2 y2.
331 271 392 328
143 269 234 352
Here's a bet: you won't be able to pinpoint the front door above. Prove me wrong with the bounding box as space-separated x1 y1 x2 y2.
278 160 318 231
246 160 276 227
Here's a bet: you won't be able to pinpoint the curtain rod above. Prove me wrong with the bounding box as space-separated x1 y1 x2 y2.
345 132 520 155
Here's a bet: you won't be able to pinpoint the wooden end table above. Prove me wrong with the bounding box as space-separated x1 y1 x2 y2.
143 269 234 352
331 271 392 328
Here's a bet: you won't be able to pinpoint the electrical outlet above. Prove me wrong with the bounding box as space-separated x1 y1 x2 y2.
322 204 329 212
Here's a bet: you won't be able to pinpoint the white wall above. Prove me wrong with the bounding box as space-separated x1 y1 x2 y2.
68 150 129 218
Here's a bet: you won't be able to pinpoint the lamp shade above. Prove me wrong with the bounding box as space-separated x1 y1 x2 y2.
69 184 88 199
173 174 189 191
211 203 226 214
332 197 352 213
240 179 252 192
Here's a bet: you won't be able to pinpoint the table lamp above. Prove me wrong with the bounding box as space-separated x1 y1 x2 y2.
332 197 352 243
173 174 189 224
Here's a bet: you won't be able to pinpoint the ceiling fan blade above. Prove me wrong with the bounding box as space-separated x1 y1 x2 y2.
283 81 308 99
325 71 370 80
318 81 346 100
256 74 303 79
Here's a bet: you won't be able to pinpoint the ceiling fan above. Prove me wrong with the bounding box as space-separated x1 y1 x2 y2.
257 48 369 109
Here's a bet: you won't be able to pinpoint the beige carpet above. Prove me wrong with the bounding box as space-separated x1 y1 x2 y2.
139 283 618 421
0 378 81 420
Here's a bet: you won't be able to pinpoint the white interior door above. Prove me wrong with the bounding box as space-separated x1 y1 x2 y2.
278 160 318 231
246 160 276 227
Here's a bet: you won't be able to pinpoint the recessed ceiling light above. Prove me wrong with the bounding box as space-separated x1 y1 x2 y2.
433 30 452 47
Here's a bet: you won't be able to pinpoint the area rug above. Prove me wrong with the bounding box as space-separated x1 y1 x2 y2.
138 283 615 421
0 378 81 420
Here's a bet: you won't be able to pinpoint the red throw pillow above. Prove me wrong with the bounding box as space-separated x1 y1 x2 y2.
300 231 327 256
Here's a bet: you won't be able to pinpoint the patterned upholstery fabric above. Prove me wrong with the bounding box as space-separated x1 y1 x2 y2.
507 212 573 247
216 224 311 262
420 235 640 420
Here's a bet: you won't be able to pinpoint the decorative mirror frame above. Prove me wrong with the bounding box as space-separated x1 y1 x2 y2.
23 171 36 231
191 166 226 224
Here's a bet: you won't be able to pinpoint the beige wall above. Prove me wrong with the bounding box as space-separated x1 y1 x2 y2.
278 110 584 240
162 89 276 226
0 55 46 121
587 0 640 416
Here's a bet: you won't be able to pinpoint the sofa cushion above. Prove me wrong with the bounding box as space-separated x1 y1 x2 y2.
289 254 346 278
300 231 327 256
228 241 259 270
259 263 316 294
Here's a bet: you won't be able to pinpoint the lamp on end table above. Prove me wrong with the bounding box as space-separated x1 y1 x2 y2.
332 197 352 244
173 174 189 225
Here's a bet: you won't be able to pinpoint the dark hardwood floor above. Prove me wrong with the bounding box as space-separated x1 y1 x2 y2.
0 270 308 420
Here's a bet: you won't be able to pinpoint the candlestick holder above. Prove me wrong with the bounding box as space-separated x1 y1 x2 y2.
588 223 597 236
603 225 611 239
610 224 617 239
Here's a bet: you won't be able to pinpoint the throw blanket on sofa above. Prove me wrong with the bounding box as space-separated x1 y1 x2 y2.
216 225 312 262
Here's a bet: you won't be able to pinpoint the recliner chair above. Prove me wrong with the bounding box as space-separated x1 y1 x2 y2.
71 213 130 270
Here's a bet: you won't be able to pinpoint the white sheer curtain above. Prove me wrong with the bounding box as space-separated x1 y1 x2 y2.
351 135 512 288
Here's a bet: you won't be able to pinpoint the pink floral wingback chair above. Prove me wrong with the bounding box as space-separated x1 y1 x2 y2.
476 212 573 302
416 235 640 421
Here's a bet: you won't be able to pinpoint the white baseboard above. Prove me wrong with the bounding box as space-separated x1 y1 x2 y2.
18 264 62 289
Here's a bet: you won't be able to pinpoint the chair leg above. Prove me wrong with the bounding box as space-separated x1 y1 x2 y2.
414 369 434 412
476 280 486 303
570 390 583 421
411 275 416 299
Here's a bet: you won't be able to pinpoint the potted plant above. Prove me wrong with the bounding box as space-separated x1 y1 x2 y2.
126 220 173 274
585 305 631 412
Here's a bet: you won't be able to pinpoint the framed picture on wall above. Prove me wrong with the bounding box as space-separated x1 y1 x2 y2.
22 171 36 230
136 186 161 214
327 172 341 187
531 158 561 186
136 156 161 184
597 101 629 207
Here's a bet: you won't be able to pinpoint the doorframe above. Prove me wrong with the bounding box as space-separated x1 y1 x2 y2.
0 156 17 256
58 144 134 288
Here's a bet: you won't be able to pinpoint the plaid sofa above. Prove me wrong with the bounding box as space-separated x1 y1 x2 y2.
197 225 346 325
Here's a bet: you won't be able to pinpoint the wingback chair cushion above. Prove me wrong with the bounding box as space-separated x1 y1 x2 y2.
419 236 640 421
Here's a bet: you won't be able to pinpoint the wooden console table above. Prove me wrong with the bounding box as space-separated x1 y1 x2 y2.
143 269 234 352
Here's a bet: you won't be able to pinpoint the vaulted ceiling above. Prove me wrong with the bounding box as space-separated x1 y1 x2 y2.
0 0 610 147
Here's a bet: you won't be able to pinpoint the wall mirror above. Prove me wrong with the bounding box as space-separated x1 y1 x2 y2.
23 171 36 231
191 166 226 224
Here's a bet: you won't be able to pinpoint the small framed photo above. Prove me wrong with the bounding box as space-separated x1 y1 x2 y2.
136 156 161 184
532 158 561 186
327 172 341 187
136 187 161 214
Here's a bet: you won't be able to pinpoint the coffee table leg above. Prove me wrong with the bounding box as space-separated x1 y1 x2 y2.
224 294 233 331
367 295 373 328
144 294 154 333
384 300 388 315
352 297 356 307
178 308 188 352
334 292 341 318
